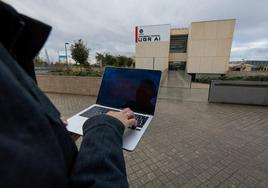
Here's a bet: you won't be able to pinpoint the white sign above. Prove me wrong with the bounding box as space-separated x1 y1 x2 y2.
135 24 170 43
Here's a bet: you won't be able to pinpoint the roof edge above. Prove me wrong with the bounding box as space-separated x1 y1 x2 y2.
191 19 236 24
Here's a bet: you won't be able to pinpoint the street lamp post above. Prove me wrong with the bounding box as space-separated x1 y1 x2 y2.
65 42 69 64
153 56 155 70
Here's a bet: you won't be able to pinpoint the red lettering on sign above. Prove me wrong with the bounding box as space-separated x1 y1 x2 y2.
135 26 138 43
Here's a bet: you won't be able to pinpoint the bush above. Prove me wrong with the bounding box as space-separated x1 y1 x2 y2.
51 69 102 77
195 75 268 83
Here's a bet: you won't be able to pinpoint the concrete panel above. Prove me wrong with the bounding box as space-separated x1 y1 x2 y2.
154 43 170 55
216 20 235 38
136 41 170 57
187 57 200 73
134 58 153 70
204 40 217 56
190 40 204 57
169 53 187 62
170 28 189 35
190 22 205 39
211 57 229 73
135 57 168 71
136 41 170 71
160 68 169 86
216 39 232 56
189 57 229 74
204 22 217 39
37 74 169 96
199 57 213 73
155 57 169 70
187 19 235 74
37 75 101 96
209 80 268 106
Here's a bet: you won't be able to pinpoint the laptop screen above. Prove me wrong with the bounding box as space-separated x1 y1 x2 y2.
96 67 162 115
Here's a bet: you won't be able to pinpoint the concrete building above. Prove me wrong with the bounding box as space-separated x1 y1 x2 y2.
230 60 268 71
229 63 253 72
135 19 236 77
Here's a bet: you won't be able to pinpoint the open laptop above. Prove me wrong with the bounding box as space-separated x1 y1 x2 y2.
67 67 161 151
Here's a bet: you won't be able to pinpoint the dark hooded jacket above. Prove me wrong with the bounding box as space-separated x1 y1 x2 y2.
0 1 128 188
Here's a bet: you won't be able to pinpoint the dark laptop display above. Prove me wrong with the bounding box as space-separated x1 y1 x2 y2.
96 67 161 115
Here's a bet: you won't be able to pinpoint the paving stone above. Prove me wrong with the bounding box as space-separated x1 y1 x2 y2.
47 92 268 188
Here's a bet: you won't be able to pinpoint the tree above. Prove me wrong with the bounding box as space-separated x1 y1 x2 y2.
70 39 90 65
95 52 134 67
95 52 105 67
126 57 134 67
117 55 127 67
34 55 46 66
104 54 117 66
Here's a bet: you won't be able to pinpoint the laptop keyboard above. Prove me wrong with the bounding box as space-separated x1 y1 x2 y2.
135 115 149 130
79 106 149 131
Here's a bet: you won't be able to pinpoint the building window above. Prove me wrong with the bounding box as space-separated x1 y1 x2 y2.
169 35 188 53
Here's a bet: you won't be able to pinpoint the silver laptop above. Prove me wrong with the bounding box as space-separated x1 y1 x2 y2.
67 67 161 151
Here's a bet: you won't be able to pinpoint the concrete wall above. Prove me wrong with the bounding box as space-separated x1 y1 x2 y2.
187 19 235 74
169 53 187 62
135 24 171 71
209 80 268 106
135 41 170 71
37 75 101 96
37 73 167 96
160 68 168 86
170 28 189 35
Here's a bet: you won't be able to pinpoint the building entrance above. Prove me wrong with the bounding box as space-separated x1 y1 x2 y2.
168 61 186 71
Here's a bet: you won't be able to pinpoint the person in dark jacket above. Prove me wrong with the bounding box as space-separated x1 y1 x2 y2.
0 1 136 187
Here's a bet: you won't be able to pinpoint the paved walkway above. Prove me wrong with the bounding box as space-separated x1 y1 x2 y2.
159 71 208 102
47 92 268 188
159 87 209 102
161 70 191 88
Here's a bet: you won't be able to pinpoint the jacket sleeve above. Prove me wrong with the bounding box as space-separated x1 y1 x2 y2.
71 115 129 188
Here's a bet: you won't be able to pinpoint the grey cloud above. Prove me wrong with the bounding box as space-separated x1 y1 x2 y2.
231 47 268 61
4 0 268 62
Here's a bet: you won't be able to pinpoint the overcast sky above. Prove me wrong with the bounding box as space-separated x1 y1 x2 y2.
4 0 268 63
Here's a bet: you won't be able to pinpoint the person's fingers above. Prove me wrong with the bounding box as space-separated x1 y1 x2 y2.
107 109 137 128
122 108 131 114
126 110 135 119
126 118 137 127
127 118 137 127
121 108 135 119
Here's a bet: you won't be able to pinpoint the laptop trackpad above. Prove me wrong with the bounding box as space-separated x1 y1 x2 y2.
123 128 142 151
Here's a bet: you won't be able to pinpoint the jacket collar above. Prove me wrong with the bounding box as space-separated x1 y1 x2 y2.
0 1 52 82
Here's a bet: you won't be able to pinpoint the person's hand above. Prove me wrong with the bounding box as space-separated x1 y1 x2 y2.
60 116 68 126
107 108 137 129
